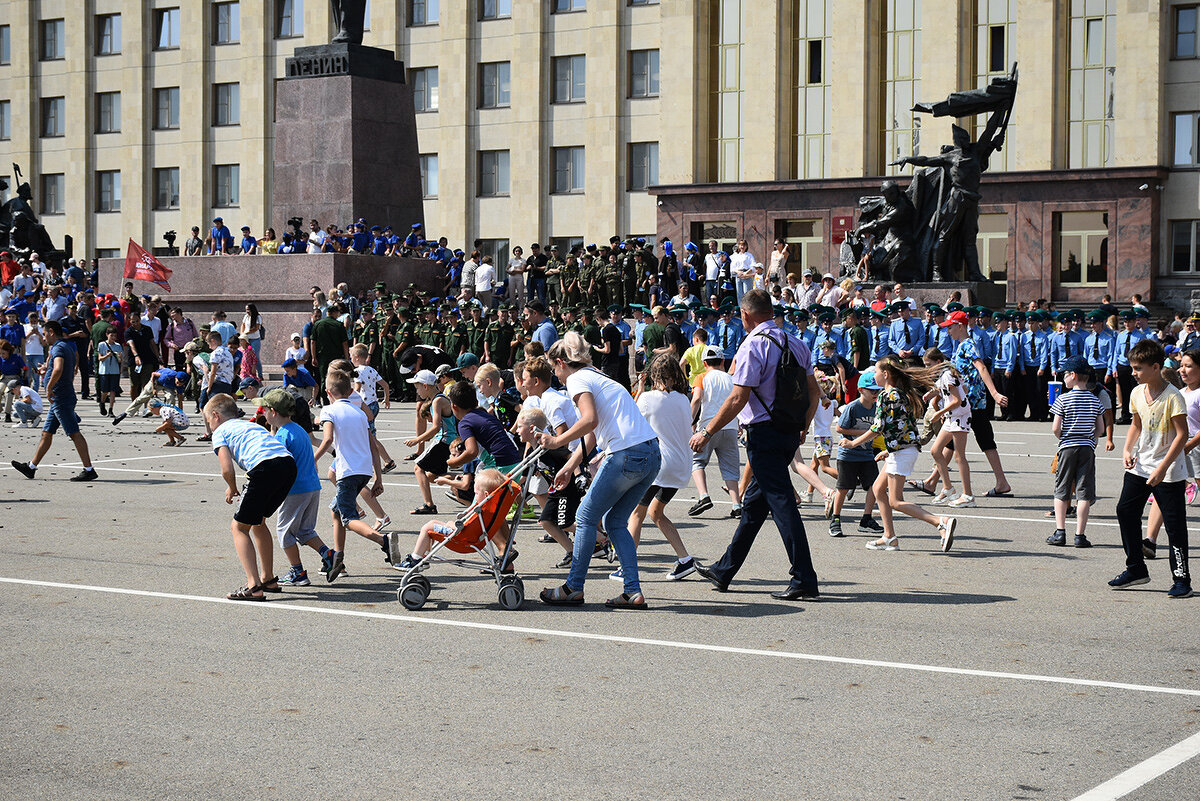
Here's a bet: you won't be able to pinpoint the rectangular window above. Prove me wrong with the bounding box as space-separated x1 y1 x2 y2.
974 0 1017 170
41 174 64 215
629 0 658 5
794 0 832 179
276 0 304 38
419 154 439 198
97 171 121 213
154 87 181 130
95 249 121 259
213 83 241 126
152 8 180 50
0 101 10 141
478 150 510 196
40 19 65 61
411 0 439 25
96 92 121 134
0 25 10 65
553 55 586 103
711 0 744 181
1172 220 1200 272
1177 5 1198 59
154 168 181 210
96 14 121 55
40 97 65 137
1055 210 1108 286
214 164 240 207
775 218 825 279
1173 111 1200 166
629 49 660 98
881 0 922 173
1067 0 1115 169
554 0 585 11
693 220 739 256
628 142 659 191
214 3 240 44
548 237 583 255
975 213 1009 282
479 239 510 269
553 147 585 193
479 62 512 108
481 0 512 20
411 67 439 112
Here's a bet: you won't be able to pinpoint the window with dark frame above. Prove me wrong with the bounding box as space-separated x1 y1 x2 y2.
411 0 439 26
96 170 121 213
481 0 512 20
479 62 511 108
419 154 438 198
0 25 10 65
214 3 240 45
411 67 439 112
40 19 65 61
552 147 585 194
96 14 121 55
214 164 240 207
478 150 510 196
1173 111 1200 167
629 49 660 97
628 142 659 191
154 87 181 130
154 168 181 210
554 0 585 11
0 101 10 141
213 83 241 126
276 0 304 38
40 97 65 137
1176 4 1198 59
96 92 121 134
41 174 64 215
154 8 180 49
552 55 586 103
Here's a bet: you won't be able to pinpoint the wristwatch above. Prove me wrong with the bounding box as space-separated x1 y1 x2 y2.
700 428 713 439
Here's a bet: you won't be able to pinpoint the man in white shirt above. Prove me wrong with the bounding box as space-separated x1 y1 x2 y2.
703 240 722 304
474 258 496 309
891 282 916 311
307 219 328 253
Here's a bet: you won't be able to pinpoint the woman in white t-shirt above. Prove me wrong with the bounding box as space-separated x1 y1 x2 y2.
922 349 975 508
625 355 697 581
1146 350 1200 552
730 240 758 301
507 246 527 304
538 332 660 609
22 312 45 393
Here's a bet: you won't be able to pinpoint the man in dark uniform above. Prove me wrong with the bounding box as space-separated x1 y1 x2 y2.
442 306 466 360
603 254 624 309
485 305 515 368
463 305 487 359
561 255 581 307
545 245 565 306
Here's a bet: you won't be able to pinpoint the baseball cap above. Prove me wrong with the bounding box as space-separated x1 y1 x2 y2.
857 370 881 391
1061 356 1092 375
702 345 724 361
290 332 301 340
457 353 480 369
406 369 438 386
939 310 969 327
281 358 298 369
256 388 296 415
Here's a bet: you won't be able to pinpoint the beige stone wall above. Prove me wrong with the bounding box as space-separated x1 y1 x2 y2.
0 0 1191 274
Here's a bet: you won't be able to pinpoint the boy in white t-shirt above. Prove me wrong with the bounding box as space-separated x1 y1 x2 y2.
350 344 395 473
687 347 743 518
9 381 43 428
148 398 189 446
204 393 297 601
285 333 307 364
1109 339 1192 597
313 370 399 571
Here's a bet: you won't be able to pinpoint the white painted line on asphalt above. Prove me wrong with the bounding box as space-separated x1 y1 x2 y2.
2 575 1198 699
1069 728 1200 801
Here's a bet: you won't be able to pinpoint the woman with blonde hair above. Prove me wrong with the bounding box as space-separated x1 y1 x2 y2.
841 356 958 552
537 332 661 608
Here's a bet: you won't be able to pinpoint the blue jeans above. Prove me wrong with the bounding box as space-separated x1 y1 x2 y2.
249 338 263 378
567 438 660 595
25 355 44 392
735 277 755 301
705 280 719 303
708 423 818 591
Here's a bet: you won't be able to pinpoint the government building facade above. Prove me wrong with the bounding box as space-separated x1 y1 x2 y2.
0 0 1198 305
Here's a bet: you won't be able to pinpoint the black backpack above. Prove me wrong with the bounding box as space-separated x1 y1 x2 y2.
751 330 809 434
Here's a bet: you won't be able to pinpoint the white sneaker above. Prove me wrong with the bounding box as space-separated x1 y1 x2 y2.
947 494 976 508
11 422 26 429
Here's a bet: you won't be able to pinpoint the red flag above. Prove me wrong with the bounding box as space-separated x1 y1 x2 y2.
123 239 172 292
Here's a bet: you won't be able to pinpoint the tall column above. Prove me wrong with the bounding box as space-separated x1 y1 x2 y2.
437 3 472 248
1015 0 1057 170
1113 0 1161 168
659 0 703 184
585 3 620 240
509 3 545 246
741 1 782 180
829 0 873 177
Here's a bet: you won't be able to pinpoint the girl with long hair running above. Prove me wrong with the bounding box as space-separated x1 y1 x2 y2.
841 356 958 552
921 348 975 507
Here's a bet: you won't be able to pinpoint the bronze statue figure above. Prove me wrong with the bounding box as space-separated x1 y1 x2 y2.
852 64 1018 284
330 0 367 44
0 165 58 259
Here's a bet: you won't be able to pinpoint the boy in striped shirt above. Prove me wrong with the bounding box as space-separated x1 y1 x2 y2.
1047 357 1105 548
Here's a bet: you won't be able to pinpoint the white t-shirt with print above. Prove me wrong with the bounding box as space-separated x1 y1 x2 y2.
354 365 384 405
1129 383 1188 483
208 345 236 384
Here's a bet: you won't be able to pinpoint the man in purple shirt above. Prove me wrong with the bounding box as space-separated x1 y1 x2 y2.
689 289 820 600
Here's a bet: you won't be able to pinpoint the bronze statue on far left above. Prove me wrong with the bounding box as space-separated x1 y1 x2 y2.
330 0 367 44
0 165 57 259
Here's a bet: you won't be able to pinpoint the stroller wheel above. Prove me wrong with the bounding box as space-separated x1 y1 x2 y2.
398 575 431 610
497 576 524 610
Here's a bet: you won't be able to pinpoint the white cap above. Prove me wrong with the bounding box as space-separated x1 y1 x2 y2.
822 272 835 281
290 332 301 340
702 345 724 361
405 369 438 386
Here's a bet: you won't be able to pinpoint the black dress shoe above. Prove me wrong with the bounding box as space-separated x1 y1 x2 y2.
771 586 819 601
695 563 728 592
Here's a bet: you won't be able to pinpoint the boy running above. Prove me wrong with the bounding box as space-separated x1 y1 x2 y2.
829 371 883 537
1046 357 1105 549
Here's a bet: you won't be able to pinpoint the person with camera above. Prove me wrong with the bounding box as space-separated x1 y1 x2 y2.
688 289 821 600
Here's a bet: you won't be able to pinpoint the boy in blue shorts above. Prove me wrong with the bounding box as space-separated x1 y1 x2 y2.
256 388 340 586
313 371 401 569
10 320 97 482
204 393 297 601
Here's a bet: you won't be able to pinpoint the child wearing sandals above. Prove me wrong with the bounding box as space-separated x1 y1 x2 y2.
204 393 297 601
799 374 840 506
840 356 958 552
921 348 975 508
148 398 189 446
393 469 507 570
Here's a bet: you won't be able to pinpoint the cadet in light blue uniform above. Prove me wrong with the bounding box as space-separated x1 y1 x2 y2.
992 312 1025 422
868 309 892 361
887 302 924 362
1048 310 1087 379
715 304 745 362
1018 311 1052 421
812 313 839 369
1109 310 1150 422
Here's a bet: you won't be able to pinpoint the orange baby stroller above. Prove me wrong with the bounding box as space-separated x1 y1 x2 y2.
396 447 543 611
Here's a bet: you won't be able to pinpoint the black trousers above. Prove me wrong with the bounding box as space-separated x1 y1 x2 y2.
708 424 818 591
1115 364 1134 420
1116 473 1189 582
1023 370 1048 421
1002 370 1026 421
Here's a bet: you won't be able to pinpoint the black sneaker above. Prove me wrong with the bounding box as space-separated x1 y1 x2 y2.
111 412 126 426
687 496 714 517
555 553 573 569
1108 569 1150 589
69 468 98 482
858 518 884 534
326 550 346 583
1074 534 1092 548
1142 538 1157 559
1046 529 1067 547
666 557 696 581
10 460 36 479
828 516 843 537
1168 580 1194 599
98 402 107 416
729 505 742 519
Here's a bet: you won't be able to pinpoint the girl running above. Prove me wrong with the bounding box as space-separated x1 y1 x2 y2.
922 348 975 508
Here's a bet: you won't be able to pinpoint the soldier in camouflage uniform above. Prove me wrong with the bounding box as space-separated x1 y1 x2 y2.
603 253 624 309
442 306 467 360
463 305 487 359
485 305 516 368
561 255 581 307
